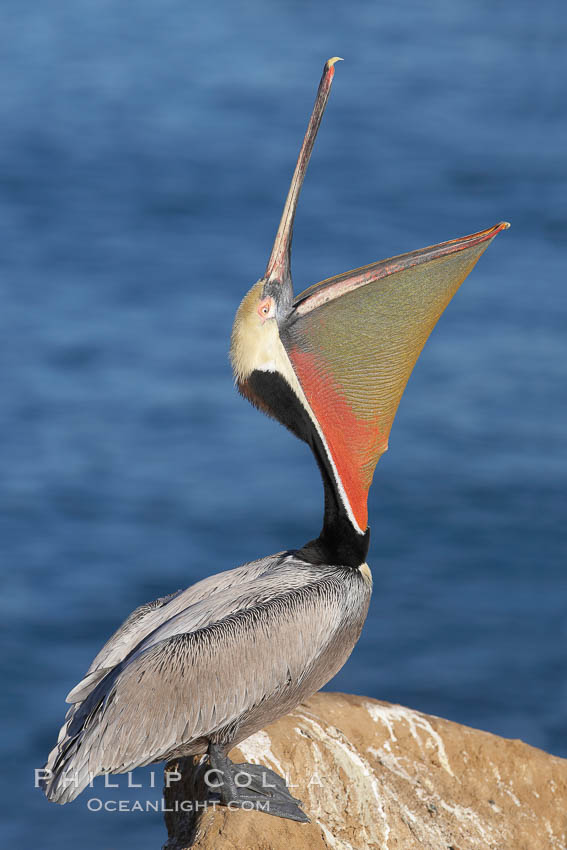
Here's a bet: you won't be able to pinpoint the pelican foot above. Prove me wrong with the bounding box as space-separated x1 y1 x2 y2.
207 743 310 823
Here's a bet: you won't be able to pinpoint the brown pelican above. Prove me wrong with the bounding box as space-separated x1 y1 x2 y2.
41 59 508 822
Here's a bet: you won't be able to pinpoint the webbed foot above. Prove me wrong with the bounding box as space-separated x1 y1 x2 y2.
207 743 310 823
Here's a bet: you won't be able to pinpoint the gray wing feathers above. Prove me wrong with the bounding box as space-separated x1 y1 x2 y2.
87 591 182 672
66 591 182 703
108 585 337 761
65 557 283 705
44 563 360 804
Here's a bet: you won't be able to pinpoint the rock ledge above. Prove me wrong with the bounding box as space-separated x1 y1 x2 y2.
163 692 567 849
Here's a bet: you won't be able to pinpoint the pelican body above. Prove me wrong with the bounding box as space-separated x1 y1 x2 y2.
41 60 508 821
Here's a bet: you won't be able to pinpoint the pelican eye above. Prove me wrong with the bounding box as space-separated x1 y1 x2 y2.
257 298 274 319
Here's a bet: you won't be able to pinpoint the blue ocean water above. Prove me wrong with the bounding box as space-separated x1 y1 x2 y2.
1 1 565 846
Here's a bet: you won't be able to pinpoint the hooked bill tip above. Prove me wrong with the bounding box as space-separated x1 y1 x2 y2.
326 57 344 70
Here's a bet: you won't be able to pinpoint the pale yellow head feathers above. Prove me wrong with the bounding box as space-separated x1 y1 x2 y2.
230 280 280 383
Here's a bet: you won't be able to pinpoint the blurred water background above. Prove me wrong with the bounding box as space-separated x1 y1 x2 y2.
1 0 566 846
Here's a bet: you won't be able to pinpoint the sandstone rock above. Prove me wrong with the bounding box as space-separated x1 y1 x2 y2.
163 692 567 849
